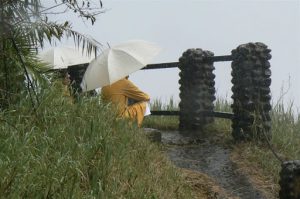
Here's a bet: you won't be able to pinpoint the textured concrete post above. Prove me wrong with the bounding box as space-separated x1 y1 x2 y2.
178 49 216 134
231 42 272 141
279 160 300 199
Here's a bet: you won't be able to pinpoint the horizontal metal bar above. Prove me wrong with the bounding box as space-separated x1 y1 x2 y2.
208 55 233 62
142 62 178 70
201 111 234 119
150 110 179 115
150 110 233 119
142 55 233 70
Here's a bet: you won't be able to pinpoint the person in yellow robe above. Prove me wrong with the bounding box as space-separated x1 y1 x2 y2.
101 76 150 127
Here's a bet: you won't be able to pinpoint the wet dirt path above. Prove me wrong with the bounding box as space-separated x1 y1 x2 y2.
161 131 265 199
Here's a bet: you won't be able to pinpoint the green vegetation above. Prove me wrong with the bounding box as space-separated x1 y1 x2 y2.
0 2 194 198
0 0 102 109
2 82 298 198
0 86 192 198
143 98 179 130
239 101 300 183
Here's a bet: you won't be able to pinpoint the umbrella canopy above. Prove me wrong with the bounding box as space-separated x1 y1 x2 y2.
38 46 95 69
80 40 161 92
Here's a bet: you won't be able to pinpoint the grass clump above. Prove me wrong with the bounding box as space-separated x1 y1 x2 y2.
143 98 179 131
0 84 192 198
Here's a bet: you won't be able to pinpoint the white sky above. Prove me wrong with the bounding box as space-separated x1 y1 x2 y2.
44 0 300 109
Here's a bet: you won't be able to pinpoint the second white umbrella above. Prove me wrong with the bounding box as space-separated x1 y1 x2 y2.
38 46 95 69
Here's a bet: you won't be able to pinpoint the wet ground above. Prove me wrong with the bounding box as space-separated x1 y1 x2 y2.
161 131 266 199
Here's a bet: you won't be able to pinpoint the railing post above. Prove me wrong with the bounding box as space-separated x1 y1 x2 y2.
178 49 216 134
279 160 300 199
231 42 272 141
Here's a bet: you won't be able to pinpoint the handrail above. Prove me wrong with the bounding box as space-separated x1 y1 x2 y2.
142 55 233 70
150 110 233 119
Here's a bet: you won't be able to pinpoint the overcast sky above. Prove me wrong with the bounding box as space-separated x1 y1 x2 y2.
44 0 300 109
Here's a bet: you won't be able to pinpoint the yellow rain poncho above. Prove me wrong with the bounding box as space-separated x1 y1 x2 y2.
101 78 150 127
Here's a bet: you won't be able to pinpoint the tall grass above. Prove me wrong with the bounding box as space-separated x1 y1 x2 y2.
243 101 300 184
212 97 233 135
150 98 179 111
143 98 179 130
0 84 192 198
271 102 300 160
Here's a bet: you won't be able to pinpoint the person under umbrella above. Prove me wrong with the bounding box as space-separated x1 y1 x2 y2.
81 40 161 126
101 76 150 127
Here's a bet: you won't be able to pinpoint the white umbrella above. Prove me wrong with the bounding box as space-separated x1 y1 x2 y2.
38 46 95 69
80 40 161 92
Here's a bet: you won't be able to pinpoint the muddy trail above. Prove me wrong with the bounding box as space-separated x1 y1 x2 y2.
161 131 266 199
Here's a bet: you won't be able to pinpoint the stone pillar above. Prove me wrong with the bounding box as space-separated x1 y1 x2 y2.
178 49 216 133
279 160 300 199
231 42 272 141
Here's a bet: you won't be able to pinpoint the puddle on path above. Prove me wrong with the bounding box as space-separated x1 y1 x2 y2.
161 131 265 199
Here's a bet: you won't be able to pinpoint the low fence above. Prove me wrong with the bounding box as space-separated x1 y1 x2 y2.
150 110 233 119
143 43 272 141
142 55 233 70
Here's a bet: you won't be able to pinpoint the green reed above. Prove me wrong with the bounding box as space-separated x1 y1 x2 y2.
0 84 192 198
